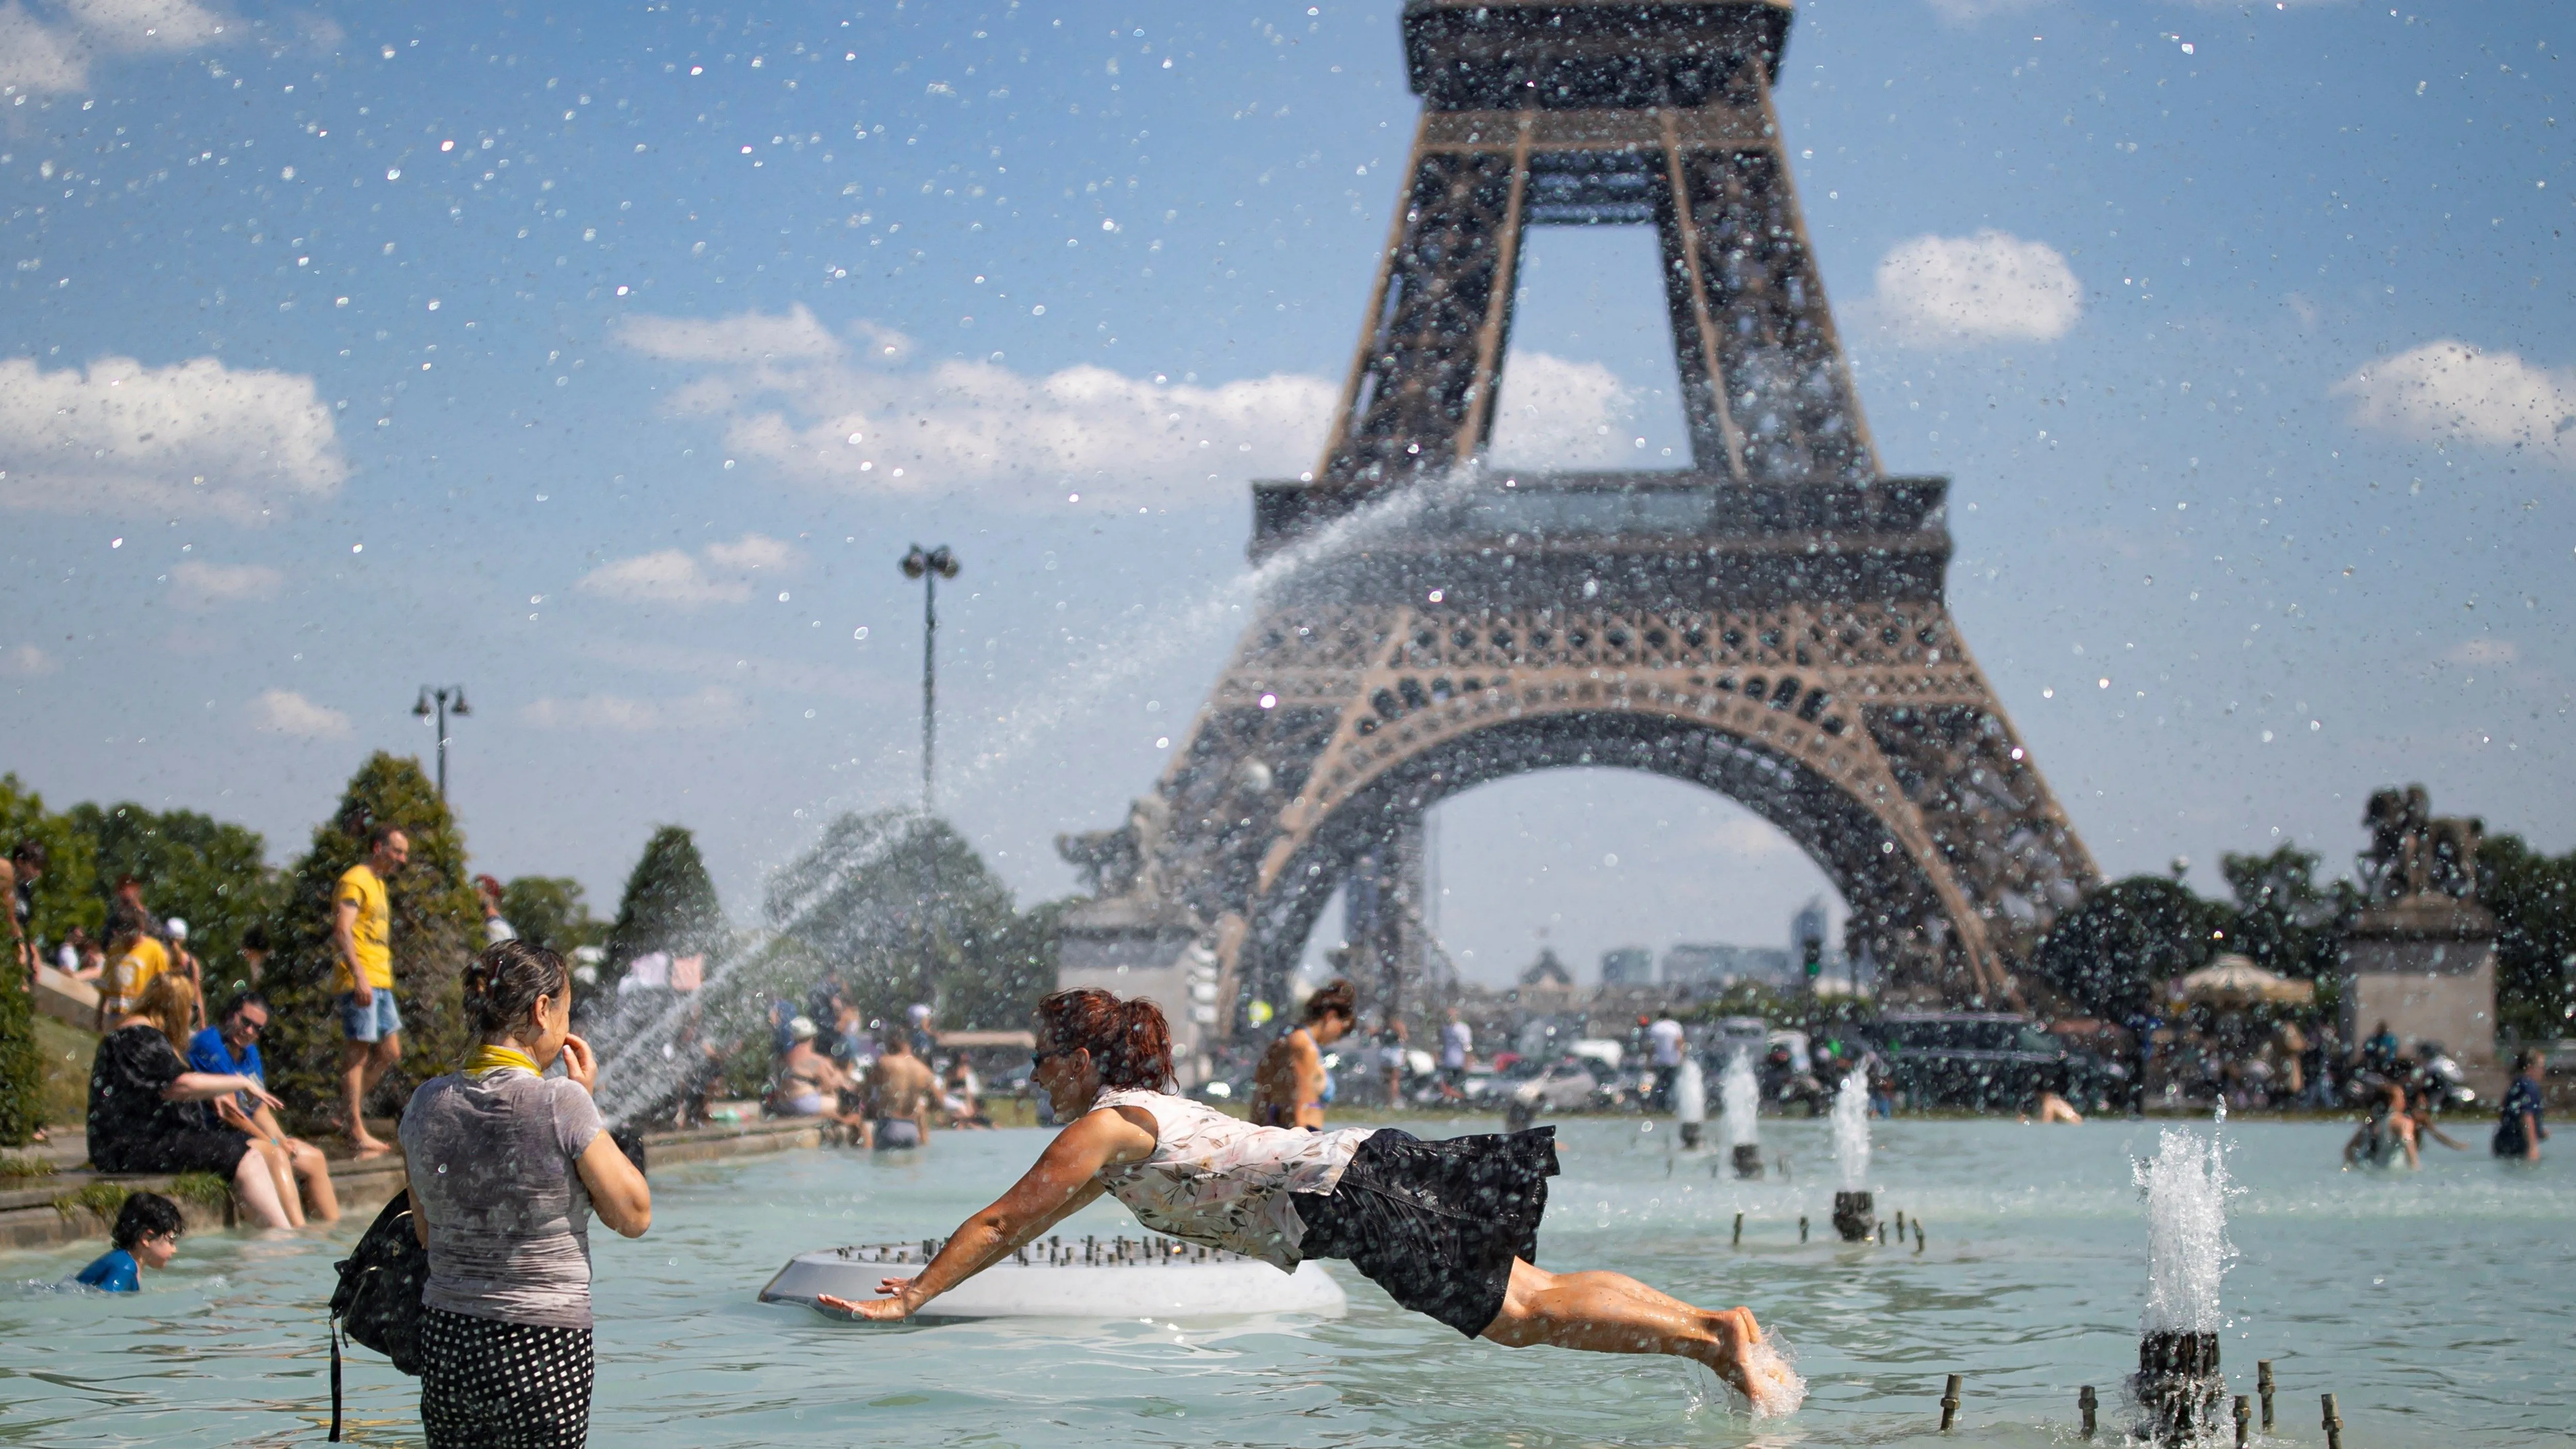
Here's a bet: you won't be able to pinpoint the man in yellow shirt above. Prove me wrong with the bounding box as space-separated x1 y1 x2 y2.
97 918 172 1031
332 826 410 1156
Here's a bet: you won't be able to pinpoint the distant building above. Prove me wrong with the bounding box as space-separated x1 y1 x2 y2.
1662 943 1796 990
1519 946 1574 988
1600 946 1654 986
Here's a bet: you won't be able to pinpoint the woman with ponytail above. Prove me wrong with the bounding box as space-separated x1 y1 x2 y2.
817 988 1798 1416
400 940 651 1447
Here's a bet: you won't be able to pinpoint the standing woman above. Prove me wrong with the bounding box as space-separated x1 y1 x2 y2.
402 941 651 1448
819 988 1798 1416
1250 978 1356 1128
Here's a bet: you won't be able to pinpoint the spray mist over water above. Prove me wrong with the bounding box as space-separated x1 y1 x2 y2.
1721 1051 1760 1149
585 473 1480 1125
1832 1071 1870 1190
2136 1113 2234 1334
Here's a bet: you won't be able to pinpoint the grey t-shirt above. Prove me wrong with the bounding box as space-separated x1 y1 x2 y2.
399 1068 605 1329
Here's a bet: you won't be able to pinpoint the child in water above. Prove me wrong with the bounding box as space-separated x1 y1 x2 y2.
73 1192 185 1292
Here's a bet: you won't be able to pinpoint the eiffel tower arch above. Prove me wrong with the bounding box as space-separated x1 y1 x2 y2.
1059 0 2097 1044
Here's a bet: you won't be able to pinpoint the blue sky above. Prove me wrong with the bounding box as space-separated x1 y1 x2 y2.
3 0 2568 986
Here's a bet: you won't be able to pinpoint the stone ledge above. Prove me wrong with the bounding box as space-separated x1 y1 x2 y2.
1 1117 824 1256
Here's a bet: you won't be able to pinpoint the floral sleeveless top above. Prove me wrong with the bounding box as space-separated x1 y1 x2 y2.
1090 1088 1374 1269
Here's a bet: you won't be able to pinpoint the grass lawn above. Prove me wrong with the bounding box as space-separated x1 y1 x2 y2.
35 1014 97 1129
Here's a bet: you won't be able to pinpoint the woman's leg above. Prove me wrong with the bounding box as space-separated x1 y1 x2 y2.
230 1148 294 1228
286 1139 342 1222
247 1139 303 1226
1479 1258 1765 1399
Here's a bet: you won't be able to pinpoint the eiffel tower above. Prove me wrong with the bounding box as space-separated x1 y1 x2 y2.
1057 0 2097 1051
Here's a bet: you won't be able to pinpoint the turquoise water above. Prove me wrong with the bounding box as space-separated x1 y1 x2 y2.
4 1116 2570 1446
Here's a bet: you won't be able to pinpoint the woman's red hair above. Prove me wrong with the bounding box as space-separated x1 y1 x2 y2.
1037 988 1174 1091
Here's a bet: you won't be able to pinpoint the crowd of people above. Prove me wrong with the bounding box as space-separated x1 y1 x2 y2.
761 988 993 1148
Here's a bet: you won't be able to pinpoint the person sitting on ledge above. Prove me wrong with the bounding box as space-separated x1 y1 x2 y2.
814 988 1798 1416
86 976 294 1229
189 992 340 1225
72 1191 186 1292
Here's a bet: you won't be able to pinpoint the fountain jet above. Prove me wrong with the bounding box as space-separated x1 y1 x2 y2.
1721 1050 1763 1179
2133 1120 2234 1445
1829 1071 1874 1241
1672 1054 1706 1150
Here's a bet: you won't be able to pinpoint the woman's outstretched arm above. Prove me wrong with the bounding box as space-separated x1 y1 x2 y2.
817 1104 1156 1321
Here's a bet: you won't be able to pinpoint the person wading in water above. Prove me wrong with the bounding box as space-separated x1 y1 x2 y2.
1250 978 1355 1129
815 988 1799 1416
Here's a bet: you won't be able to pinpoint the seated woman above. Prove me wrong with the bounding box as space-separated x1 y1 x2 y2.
816 988 1799 1417
87 975 294 1229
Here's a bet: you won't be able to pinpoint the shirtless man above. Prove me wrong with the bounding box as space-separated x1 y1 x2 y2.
1251 978 1356 1129
865 1033 939 1150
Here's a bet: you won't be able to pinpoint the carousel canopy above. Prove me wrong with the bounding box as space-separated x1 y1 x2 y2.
2168 954 2315 1007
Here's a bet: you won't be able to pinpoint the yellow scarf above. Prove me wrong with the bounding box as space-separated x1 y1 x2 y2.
464 1043 541 1078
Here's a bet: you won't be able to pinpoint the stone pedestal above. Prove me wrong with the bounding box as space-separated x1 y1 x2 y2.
2136 1330 2223 1446
2340 895 2499 1086
1832 1190 1875 1242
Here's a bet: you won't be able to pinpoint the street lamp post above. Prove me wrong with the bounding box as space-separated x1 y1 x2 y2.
412 685 471 798
898 545 960 814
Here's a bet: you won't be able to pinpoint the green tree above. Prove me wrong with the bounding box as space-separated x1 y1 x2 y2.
2031 875 2221 1021
2213 843 2356 982
501 876 605 958
261 754 482 1131
2482 834 2576 1043
604 827 726 988
0 962 39 1145
67 801 285 1002
0 774 104 952
764 810 1060 1031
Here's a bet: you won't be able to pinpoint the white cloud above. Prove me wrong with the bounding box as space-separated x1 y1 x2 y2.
171 559 283 608
2 643 59 676
0 0 230 95
614 304 842 364
1486 353 1664 470
621 309 1651 507
577 533 798 607
702 533 798 571
0 355 348 520
519 685 749 732
1872 229 2082 349
2443 639 2519 667
247 688 350 738
1924 0 2048 22
2332 340 2576 470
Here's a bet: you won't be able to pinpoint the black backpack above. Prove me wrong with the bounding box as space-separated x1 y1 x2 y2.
327 1189 428 1441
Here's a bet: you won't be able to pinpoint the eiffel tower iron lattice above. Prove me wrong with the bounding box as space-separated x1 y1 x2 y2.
1056 0 2097 1042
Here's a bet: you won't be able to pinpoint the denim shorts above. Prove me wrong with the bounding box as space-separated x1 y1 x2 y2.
338 989 402 1043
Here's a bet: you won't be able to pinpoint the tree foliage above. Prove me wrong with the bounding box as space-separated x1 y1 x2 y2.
66 800 286 1000
765 810 1062 1031
261 754 482 1131
1 774 106 952
603 827 726 988
501 876 606 958
2482 833 2576 1043
2214 844 2357 983
2031 875 2220 1021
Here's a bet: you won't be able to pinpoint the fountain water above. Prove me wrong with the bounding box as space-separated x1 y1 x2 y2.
1829 1071 1874 1241
1720 1051 1763 1179
580 471 1480 1124
1672 1055 1706 1151
2133 1113 2235 1445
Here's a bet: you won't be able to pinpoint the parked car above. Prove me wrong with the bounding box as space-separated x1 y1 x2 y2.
1868 1012 2100 1112
1507 1056 1602 1113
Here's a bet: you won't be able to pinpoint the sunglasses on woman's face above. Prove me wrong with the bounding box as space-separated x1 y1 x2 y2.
1031 1046 1076 1071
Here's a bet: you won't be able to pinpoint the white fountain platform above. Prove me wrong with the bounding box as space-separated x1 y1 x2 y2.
760 1235 1347 1321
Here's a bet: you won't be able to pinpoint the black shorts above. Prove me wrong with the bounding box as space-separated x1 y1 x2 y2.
1290 1127 1558 1338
